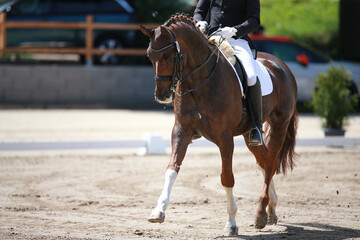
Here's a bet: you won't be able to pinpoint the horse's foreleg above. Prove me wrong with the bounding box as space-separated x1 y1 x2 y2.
148 123 191 223
219 136 238 236
148 168 178 223
224 186 238 235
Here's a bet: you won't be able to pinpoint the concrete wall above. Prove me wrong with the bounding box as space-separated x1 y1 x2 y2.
0 65 160 109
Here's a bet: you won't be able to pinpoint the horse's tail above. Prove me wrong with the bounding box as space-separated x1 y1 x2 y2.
263 109 299 174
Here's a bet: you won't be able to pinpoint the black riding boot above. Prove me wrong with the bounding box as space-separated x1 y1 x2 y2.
248 78 263 146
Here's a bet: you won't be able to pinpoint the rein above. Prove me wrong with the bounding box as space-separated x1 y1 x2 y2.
150 26 221 97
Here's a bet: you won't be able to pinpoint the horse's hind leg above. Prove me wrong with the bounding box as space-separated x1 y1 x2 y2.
243 139 270 228
244 121 288 229
261 169 278 225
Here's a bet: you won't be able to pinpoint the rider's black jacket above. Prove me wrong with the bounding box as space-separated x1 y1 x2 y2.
193 0 260 39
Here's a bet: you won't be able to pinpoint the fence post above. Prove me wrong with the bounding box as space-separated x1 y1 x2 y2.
0 13 6 58
85 15 94 67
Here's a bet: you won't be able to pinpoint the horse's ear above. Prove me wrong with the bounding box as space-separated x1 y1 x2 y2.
160 26 168 35
139 25 154 38
160 26 172 40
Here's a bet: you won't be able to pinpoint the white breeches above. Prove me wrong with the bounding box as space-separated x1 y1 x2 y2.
227 38 257 86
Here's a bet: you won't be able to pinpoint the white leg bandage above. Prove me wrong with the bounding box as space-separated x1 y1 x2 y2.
224 187 238 228
154 169 178 213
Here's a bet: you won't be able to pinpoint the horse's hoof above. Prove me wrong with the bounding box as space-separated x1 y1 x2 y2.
148 211 165 223
255 216 268 229
268 214 278 225
224 226 238 236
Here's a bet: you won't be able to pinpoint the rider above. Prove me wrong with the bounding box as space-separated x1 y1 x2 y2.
194 0 263 146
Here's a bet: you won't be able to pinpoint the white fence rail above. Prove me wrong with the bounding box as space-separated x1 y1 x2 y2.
0 135 359 153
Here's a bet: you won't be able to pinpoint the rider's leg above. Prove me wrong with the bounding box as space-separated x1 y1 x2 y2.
247 78 263 146
228 38 263 146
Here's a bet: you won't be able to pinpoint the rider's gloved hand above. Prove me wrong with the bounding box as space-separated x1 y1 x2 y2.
196 21 208 33
219 27 237 40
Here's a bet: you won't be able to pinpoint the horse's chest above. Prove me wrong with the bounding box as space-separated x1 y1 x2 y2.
182 108 214 137
179 107 205 124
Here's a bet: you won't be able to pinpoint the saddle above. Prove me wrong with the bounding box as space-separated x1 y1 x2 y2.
208 36 257 121
233 56 249 97
208 36 272 97
209 36 249 96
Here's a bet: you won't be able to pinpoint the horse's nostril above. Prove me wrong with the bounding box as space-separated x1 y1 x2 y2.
156 90 171 100
155 90 173 103
156 94 167 102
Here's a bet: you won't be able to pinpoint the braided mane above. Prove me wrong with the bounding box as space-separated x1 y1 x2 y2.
164 13 209 42
164 13 195 27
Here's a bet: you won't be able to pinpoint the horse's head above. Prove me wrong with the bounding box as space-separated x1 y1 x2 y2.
140 15 213 103
140 24 183 104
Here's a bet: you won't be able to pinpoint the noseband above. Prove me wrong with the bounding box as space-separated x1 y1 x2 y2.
150 26 220 96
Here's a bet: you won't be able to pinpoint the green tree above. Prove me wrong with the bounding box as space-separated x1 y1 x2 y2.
260 0 340 56
135 0 340 56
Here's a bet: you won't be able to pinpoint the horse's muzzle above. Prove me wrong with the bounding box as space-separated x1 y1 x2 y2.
155 94 173 104
155 87 173 104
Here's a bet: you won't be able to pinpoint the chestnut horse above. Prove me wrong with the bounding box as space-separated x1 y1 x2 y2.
140 14 298 235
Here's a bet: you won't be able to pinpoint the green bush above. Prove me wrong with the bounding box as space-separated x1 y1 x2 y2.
312 64 358 129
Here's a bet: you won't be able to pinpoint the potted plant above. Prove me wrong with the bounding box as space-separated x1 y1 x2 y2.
311 64 358 136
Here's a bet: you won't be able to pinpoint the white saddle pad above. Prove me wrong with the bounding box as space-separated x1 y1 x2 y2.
254 59 273 96
222 51 273 97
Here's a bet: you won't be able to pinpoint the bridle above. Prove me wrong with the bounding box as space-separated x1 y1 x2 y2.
149 26 221 97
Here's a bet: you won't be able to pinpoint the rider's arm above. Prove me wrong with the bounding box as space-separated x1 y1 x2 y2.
234 17 260 38
234 0 260 38
193 0 211 22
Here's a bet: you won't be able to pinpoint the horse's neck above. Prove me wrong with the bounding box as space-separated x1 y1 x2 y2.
177 29 218 86
176 43 242 117
184 33 214 70
172 25 211 62
173 24 239 108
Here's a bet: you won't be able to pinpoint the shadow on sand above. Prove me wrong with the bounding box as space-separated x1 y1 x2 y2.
217 223 360 240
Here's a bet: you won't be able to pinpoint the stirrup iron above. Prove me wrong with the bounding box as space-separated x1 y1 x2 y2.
249 126 263 146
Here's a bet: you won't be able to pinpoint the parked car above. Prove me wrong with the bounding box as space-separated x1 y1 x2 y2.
0 0 137 65
250 34 360 103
